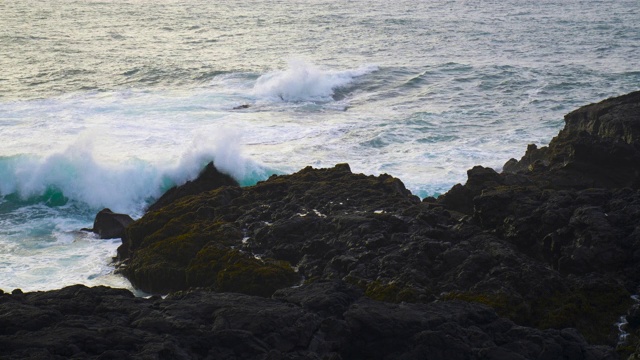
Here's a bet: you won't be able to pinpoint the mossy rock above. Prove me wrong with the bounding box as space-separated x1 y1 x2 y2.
125 234 204 293
532 282 631 345
186 244 299 297
444 280 631 345
442 291 531 325
128 237 299 296
121 188 248 294
119 164 421 295
620 334 640 359
216 259 298 297
365 281 418 303
125 188 241 248
127 261 186 294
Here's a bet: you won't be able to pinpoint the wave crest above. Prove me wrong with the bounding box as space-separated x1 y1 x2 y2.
252 59 378 102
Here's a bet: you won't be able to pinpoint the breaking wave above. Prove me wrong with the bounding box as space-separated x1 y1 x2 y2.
252 59 378 102
0 144 272 216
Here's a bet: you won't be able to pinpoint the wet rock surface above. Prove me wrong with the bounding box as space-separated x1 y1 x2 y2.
4 91 640 359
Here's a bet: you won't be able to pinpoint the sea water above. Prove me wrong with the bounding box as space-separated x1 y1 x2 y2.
1 0 639 293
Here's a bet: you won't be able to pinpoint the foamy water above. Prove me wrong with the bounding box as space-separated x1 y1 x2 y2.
1 0 638 293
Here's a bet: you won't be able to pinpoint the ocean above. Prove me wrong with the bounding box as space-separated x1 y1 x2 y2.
1 0 638 294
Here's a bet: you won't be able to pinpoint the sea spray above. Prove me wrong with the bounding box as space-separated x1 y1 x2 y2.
173 129 274 188
0 138 271 215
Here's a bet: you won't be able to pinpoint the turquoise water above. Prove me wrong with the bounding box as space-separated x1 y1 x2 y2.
1 0 639 292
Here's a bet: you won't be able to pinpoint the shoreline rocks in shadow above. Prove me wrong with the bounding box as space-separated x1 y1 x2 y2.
0 281 618 360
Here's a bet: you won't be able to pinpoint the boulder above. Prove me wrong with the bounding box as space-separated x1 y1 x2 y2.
82 208 134 239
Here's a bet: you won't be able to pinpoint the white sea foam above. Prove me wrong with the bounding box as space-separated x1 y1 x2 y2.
0 230 140 294
252 59 378 102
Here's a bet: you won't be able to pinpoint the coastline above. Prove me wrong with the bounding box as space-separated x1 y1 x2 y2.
2 91 640 359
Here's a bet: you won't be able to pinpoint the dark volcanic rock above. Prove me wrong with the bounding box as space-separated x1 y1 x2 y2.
0 283 618 360
82 208 134 239
433 92 640 278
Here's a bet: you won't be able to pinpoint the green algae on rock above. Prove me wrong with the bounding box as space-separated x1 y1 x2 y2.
118 162 421 296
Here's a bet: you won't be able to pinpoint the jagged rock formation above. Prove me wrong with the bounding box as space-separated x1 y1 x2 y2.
502 90 640 189
146 161 239 213
117 163 421 296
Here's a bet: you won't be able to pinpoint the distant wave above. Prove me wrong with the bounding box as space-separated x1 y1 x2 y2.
252 60 378 102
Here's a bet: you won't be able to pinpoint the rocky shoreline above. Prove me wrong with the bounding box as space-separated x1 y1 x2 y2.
2 91 639 359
